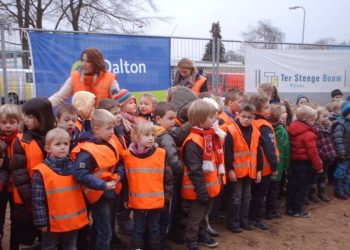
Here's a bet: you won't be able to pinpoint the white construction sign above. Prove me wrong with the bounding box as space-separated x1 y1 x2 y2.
244 45 350 93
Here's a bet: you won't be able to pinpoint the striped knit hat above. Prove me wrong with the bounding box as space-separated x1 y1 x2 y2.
112 89 136 107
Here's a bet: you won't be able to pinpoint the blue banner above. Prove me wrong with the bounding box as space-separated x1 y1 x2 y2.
28 31 171 97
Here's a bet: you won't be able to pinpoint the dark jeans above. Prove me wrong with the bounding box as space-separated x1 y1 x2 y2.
41 230 78 250
169 176 184 234
250 175 271 222
287 160 313 213
132 210 161 244
266 181 280 215
226 178 251 227
90 197 112 250
183 200 209 242
160 203 171 248
12 204 39 248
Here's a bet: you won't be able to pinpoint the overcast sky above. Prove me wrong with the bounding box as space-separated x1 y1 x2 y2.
145 0 350 44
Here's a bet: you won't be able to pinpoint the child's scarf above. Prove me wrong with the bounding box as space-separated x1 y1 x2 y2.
122 111 137 125
0 131 18 146
190 127 225 174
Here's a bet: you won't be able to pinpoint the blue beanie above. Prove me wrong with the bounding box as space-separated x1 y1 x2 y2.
341 101 350 117
296 94 309 105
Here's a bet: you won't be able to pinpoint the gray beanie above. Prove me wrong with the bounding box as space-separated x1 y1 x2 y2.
167 86 197 112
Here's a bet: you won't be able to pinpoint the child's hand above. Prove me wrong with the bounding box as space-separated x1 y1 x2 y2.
317 169 324 174
272 170 278 177
0 159 3 168
255 171 262 183
228 170 237 183
124 201 128 209
39 226 48 232
105 181 116 190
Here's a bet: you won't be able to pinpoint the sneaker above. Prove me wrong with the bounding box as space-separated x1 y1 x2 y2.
266 212 281 220
186 240 199 250
240 223 254 231
309 193 320 203
254 221 269 230
206 227 220 237
318 192 330 202
335 192 348 200
292 211 311 218
226 224 242 233
198 234 218 248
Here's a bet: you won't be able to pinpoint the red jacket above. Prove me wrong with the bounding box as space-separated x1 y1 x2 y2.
288 121 323 171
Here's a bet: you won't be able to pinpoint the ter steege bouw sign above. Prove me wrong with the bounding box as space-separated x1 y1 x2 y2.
244 45 350 92
28 32 171 97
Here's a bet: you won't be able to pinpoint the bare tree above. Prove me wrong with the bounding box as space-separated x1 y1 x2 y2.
241 20 285 49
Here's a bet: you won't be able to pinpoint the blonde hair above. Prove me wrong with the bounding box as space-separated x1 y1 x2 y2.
249 94 269 112
326 100 344 112
188 99 217 126
131 121 156 142
257 83 274 99
91 109 115 128
140 93 158 106
0 104 21 122
269 104 284 124
45 128 70 146
295 105 317 121
213 96 224 113
316 107 329 121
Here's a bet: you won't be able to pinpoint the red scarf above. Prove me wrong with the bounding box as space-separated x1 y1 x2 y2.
0 131 18 146
190 127 224 173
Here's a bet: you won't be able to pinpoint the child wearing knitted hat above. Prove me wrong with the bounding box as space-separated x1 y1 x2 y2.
113 89 137 125
331 102 350 199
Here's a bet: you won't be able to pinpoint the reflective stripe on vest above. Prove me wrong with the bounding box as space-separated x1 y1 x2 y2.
71 70 115 106
252 119 280 176
79 139 120 204
227 123 260 179
191 76 207 96
181 133 221 200
123 148 166 210
13 133 45 205
34 163 89 232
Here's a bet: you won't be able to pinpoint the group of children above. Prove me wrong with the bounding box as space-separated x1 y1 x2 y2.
0 85 349 250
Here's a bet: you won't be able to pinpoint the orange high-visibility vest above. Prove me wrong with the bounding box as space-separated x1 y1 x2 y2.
181 133 221 200
112 134 126 156
78 139 120 204
75 120 83 133
191 76 207 96
227 123 260 179
34 163 89 232
12 133 45 205
71 71 115 106
252 119 280 176
123 147 166 210
219 112 235 132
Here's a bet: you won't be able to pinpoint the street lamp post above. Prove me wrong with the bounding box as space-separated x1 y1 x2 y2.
289 6 305 43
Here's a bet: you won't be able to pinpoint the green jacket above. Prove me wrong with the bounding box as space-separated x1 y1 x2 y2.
271 124 290 182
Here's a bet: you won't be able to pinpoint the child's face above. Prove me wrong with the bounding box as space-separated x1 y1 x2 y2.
260 102 271 118
94 123 114 142
228 95 243 113
109 106 122 126
297 98 308 106
280 106 287 124
156 110 177 130
239 111 255 127
0 115 19 135
332 95 343 102
45 138 70 159
139 97 154 115
199 115 216 129
122 99 137 115
305 115 316 126
23 114 39 130
57 112 78 135
138 132 155 149
318 111 330 127
346 113 350 120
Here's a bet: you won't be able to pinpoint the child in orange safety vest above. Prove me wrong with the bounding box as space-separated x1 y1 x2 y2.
73 109 124 250
181 99 223 250
225 103 263 233
123 121 172 250
32 128 89 249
